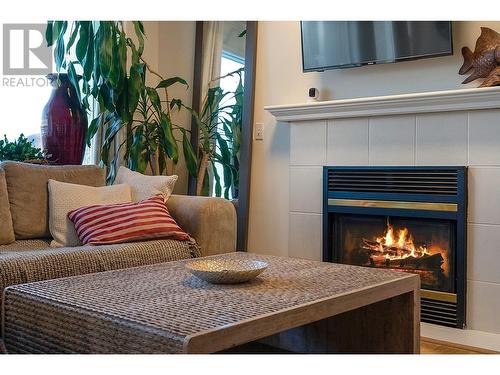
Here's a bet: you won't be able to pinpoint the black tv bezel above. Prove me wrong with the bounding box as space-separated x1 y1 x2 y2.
300 21 454 73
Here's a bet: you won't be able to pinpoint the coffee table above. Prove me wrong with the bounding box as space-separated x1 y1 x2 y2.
2 253 420 354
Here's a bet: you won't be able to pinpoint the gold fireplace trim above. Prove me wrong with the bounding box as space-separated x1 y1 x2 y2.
421 290 457 303
328 199 458 212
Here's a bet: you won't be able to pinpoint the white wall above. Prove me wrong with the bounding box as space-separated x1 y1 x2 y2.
248 21 500 256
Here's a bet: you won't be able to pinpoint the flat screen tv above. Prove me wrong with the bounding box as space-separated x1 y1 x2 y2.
301 21 453 72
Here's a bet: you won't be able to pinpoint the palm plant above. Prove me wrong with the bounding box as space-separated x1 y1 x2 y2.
188 68 243 197
45 21 192 182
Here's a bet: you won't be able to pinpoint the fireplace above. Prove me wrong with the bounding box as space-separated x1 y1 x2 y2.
323 167 467 328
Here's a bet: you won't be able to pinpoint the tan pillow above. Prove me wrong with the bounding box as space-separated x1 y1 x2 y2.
0 167 15 245
114 166 178 202
2 161 105 239
48 180 132 247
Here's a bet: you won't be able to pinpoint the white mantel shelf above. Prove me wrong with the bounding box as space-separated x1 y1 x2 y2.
265 87 500 122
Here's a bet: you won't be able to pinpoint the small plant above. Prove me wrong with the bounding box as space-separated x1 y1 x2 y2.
0 134 46 162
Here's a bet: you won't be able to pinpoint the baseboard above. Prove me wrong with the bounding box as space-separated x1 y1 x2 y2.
421 322 500 353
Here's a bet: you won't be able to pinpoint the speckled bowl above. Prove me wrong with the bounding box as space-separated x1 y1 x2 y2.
185 257 269 284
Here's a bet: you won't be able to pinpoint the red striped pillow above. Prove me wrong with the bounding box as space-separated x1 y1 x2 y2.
67 194 189 245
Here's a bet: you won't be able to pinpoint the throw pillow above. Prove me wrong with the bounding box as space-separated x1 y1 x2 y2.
48 180 132 247
68 194 190 245
114 166 178 202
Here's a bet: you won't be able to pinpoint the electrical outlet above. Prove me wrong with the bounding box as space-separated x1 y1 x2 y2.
255 122 264 140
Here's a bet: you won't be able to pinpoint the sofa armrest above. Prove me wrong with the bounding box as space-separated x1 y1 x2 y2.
166 194 236 256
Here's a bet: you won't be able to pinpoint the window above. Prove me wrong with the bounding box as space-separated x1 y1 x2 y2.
211 53 244 199
0 22 93 164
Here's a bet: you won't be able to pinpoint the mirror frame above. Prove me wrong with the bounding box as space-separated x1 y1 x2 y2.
188 21 258 252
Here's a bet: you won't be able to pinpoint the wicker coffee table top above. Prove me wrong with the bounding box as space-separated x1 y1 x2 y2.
2 253 418 354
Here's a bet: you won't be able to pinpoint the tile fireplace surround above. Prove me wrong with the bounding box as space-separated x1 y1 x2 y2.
265 87 500 351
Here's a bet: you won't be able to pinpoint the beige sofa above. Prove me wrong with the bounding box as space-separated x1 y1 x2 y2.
0 161 236 347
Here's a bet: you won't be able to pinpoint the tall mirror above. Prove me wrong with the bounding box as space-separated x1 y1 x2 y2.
189 21 257 252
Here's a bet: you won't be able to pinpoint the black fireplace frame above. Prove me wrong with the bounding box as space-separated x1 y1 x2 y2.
323 166 467 328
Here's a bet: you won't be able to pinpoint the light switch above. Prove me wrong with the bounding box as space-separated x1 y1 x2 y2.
255 122 264 140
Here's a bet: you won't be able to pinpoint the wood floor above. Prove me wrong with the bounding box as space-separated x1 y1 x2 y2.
421 338 494 354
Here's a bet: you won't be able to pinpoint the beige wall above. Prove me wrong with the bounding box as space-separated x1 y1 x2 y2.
248 21 500 256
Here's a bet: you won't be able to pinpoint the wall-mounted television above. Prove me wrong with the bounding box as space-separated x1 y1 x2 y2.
301 21 453 72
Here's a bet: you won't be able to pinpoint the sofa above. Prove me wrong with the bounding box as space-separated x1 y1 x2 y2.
0 161 236 348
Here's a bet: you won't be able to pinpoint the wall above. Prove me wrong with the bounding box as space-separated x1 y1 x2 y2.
248 21 500 256
248 21 500 338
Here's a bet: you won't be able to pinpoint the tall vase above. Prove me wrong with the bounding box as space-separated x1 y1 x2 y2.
41 73 87 165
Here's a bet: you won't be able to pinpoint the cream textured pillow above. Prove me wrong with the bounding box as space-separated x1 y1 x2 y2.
48 179 132 247
114 166 178 202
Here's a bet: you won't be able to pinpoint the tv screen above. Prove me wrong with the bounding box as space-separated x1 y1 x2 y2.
301 21 453 72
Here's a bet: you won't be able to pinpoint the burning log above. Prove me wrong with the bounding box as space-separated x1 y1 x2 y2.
368 253 444 270
361 239 425 257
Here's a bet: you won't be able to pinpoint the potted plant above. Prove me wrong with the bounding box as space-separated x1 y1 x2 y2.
46 21 192 182
0 134 47 163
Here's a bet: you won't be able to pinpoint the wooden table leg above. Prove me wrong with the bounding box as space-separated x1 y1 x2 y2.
259 291 420 354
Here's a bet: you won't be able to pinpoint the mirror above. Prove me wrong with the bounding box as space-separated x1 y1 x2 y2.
189 21 257 251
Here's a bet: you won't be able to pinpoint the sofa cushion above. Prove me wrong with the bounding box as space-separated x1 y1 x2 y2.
68 194 189 245
114 166 177 202
0 238 200 335
0 168 15 245
1 161 106 239
48 180 132 247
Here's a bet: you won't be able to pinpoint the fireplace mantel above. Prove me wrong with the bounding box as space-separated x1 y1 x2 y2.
265 87 500 122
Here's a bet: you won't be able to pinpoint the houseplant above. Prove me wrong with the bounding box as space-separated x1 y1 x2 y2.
0 134 46 162
189 68 244 197
46 21 192 182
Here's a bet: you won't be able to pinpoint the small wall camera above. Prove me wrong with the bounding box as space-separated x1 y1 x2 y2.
308 88 319 102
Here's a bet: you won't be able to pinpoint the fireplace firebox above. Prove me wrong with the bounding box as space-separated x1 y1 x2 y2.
323 167 467 328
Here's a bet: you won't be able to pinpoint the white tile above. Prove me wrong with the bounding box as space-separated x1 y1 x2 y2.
467 224 500 284
416 112 468 166
290 120 327 166
467 280 500 334
327 118 369 165
369 115 415 166
289 213 322 261
469 109 500 166
290 167 323 214
468 167 500 224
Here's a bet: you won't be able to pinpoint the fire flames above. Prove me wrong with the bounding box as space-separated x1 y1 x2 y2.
361 221 449 277
374 224 430 260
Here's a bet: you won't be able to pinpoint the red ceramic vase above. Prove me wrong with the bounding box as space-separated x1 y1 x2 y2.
41 73 88 165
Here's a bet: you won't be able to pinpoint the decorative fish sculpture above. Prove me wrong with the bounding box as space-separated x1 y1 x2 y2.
459 27 500 87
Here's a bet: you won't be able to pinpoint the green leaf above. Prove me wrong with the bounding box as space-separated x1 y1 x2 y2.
54 33 65 71
45 22 53 47
132 21 145 55
67 61 81 103
160 114 178 163
201 168 210 196
98 22 113 80
129 125 148 173
182 130 198 176
75 22 89 62
156 76 188 89
169 98 182 111
223 164 232 199
212 163 222 197
86 116 100 147
128 64 143 114
66 23 80 52
145 87 161 113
